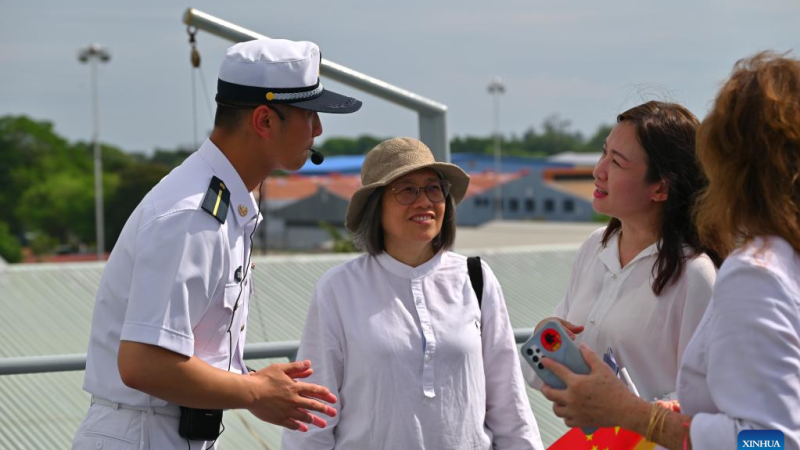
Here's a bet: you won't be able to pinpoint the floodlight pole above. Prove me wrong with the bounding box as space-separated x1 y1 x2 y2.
488 77 505 220
79 44 111 260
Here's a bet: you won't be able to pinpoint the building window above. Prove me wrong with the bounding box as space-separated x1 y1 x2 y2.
475 197 491 207
525 198 534 212
545 199 555 213
509 198 519 212
563 199 575 213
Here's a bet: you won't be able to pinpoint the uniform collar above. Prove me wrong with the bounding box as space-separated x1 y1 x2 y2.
196 138 261 228
598 230 659 274
376 250 444 280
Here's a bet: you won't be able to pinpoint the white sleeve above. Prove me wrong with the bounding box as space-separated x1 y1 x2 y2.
121 209 225 357
676 257 716 364
689 263 800 450
481 262 544 450
281 275 345 450
662 257 716 400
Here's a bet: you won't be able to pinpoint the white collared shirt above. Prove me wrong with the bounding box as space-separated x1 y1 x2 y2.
281 251 544 450
522 227 716 401
83 138 260 407
678 236 800 450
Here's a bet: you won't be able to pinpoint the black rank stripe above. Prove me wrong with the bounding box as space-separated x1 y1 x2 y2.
201 176 230 224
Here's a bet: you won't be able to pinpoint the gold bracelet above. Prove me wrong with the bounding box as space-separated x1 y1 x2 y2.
655 407 670 442
645 403 659 441
645 403 669 442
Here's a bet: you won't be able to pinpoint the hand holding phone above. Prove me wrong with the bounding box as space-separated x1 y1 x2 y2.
521 320 596 434
521 320 591 388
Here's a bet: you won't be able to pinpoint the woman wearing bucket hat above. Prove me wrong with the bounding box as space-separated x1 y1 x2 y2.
282 137 544 450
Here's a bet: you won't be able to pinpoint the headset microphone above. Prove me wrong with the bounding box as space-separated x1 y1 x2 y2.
309 148 325 165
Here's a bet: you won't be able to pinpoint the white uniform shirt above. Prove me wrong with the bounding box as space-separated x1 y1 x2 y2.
523 227 716 401
678 236 800 450
82 138 260 407
281 251 544 450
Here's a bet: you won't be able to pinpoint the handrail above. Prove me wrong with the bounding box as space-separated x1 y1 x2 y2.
182 8 450 162
0 329 534 376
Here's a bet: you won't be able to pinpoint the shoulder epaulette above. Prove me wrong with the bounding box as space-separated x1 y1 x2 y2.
201 176 230 224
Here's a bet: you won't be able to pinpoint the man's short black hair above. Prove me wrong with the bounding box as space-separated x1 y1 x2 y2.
213 103 255 132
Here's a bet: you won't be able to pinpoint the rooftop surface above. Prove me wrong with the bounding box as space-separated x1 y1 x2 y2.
0 228 602 448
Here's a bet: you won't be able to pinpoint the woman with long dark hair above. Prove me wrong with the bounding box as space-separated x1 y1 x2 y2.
525 101 722 403
538 51 800 450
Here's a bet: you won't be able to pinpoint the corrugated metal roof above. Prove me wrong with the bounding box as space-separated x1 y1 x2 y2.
0 246 578 448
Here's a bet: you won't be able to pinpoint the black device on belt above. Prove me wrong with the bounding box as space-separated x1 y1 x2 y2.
179 407 223 441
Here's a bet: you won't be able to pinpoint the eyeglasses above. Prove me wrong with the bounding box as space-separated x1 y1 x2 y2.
390 180 452 205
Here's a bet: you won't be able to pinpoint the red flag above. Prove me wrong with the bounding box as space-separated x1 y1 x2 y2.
547 427 656 450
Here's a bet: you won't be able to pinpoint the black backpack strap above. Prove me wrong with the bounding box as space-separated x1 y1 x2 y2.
467 256 484 310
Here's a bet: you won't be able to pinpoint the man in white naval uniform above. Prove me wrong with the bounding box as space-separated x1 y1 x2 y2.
72 39 362 449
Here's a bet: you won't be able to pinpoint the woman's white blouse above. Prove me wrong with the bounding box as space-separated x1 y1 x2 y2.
678 236 800 450
523 227 717 402
281 251 543 450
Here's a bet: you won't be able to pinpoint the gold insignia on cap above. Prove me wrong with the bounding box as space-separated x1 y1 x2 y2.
266 92 275 101
238 205 248 217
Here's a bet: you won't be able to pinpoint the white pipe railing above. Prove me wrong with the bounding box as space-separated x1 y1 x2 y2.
182 8 450 162
0 329 533 376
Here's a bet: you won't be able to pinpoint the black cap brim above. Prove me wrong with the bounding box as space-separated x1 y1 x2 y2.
291 89 362 114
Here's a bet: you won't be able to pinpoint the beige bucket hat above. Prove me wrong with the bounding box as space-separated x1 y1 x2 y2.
345 137 470 233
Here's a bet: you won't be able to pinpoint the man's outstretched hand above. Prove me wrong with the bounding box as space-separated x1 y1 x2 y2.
248 360 337 432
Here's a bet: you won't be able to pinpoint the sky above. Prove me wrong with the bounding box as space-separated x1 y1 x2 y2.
1 1 798 154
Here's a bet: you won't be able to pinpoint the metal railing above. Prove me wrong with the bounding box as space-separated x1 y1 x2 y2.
0 329 533 376
183 8 450 162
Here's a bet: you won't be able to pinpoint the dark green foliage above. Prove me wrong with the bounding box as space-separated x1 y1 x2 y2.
105 163 172 250
312 117 612 158
317 135 385 157
150 147 193 168
0 221 22 263
450 116 611 158
319 221 356 253
0 115 190 258
0 113 610 262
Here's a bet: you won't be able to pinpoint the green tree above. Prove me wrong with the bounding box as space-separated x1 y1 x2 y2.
0 221 22 263
582 124 613 153
0 115 142 254
72 141 137 173
318 135 385 156
451 136 493 154
0 116 86 237
106 163 171 248
14 172 112 247
150 147 193 169
520 114 585 156
319 221 356 253
451 115 595 158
